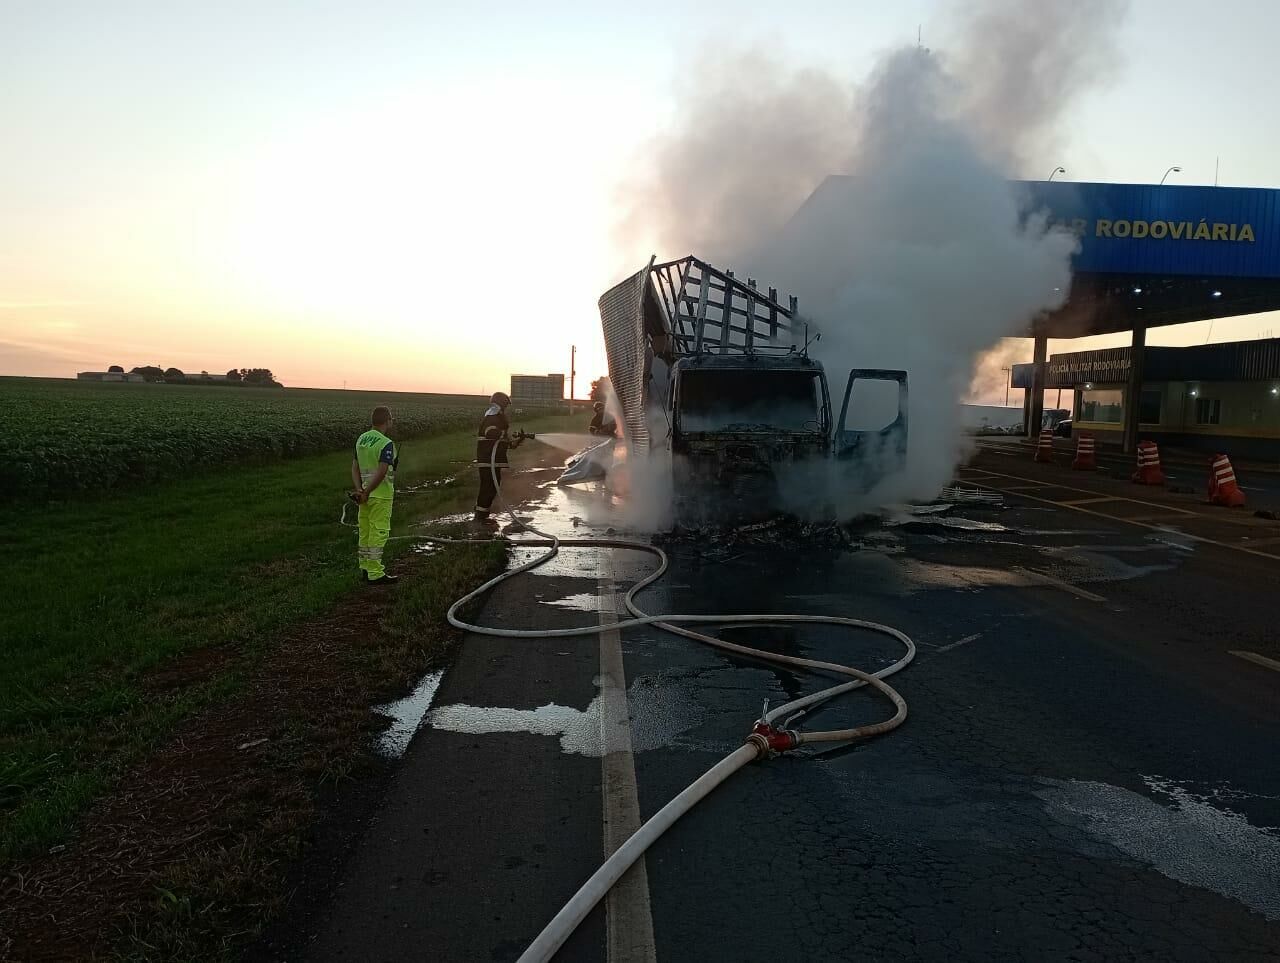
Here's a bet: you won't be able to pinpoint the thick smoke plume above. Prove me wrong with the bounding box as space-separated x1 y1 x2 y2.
618 0 1128 519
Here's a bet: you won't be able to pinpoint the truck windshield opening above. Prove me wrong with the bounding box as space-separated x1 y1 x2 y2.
679 369 823 433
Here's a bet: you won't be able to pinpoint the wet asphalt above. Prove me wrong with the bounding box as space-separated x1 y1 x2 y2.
976 437 1280 510
256 468 1280 962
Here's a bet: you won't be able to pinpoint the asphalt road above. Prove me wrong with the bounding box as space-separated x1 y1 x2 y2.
257 458 1280 962
975 436 1280 510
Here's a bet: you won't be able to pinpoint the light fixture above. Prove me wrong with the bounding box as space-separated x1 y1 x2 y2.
1084 382 1093 389
1272 387 1279 396
1190 389 1199 397
1133 286 1143 294
1212 290 1222 298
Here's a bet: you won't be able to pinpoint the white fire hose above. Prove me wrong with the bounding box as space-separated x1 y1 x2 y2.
343 443 916 961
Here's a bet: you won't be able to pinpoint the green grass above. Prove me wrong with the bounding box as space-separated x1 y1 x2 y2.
116 539 509 963
0 412 569 861
0 376 561 497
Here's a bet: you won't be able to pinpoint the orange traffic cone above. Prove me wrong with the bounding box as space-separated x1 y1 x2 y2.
1207 454 1247 507
1072 433 1096 470
1131 440 1165 485
1034 428 1054 464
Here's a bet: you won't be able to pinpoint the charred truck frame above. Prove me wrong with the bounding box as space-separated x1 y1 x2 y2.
599 255 909 515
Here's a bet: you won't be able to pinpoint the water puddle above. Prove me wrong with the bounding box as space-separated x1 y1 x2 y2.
416 511 478 528
399 475 458 493
1037 775 1280 920
889 516 1010 532
1028 545 1178 585
897 558 1034 591
372 670 444 756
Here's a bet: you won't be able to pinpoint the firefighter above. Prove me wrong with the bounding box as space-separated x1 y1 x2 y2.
588 401 617 438
475 391 523 521
351 406 399 584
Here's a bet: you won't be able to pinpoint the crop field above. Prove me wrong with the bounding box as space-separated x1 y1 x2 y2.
3 378 551 497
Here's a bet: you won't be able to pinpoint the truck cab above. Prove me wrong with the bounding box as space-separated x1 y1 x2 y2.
670 353 831 483
598 255 908 518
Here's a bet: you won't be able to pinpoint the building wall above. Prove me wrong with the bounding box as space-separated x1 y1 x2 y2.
1072 379 1280 459
509 374 565 405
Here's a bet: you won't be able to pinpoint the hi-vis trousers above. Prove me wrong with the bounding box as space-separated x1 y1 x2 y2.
358 496 393 579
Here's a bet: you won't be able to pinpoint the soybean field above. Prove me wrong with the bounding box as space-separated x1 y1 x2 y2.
3 378 519 497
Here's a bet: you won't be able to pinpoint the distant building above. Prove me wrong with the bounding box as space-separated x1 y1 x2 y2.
510 373 565 405
189 371 229 382
77 371 125 382
1013 337 1280 459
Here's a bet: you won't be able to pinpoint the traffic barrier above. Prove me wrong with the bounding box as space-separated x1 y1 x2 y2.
1131 440 1165 485
1034 428 1054 464
1072 433 1096 470
1207 453 1247 507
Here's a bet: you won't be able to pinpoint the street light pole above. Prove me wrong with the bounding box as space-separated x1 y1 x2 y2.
1001 365 1012 406
1047 166 1066 181
1160 166 1182 185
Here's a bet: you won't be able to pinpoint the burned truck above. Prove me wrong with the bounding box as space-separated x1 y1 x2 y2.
598 255 908 515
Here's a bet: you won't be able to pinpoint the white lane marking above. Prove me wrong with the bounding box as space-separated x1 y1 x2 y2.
597 551 658 963
935 632 983 654
1229 650 1280 675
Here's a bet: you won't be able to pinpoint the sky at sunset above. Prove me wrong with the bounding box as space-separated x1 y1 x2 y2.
3 0 1279 397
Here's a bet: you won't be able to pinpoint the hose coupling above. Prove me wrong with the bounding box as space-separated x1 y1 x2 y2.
748 721 799 757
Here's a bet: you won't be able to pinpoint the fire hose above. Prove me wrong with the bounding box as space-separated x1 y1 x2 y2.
342 441 916 961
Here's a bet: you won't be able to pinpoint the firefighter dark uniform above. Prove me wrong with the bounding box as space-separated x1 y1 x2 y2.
589 404 617 438
475 394 516 519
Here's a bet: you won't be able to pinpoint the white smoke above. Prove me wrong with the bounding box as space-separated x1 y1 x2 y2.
617 0 1129 519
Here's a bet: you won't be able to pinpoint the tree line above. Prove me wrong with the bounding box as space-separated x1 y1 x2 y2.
110 365 283 387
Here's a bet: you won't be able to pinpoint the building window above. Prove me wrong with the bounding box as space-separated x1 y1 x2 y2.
1080 388 1124 424
1194 397 1221 425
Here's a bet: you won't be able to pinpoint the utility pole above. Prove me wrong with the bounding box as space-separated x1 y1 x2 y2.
1000 366 1012 406
569 345 576 412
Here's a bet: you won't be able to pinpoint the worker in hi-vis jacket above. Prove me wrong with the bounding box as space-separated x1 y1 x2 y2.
475 392 523 521
351 406 399 584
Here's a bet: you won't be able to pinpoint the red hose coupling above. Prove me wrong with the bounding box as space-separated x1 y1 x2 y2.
750 721 798 754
